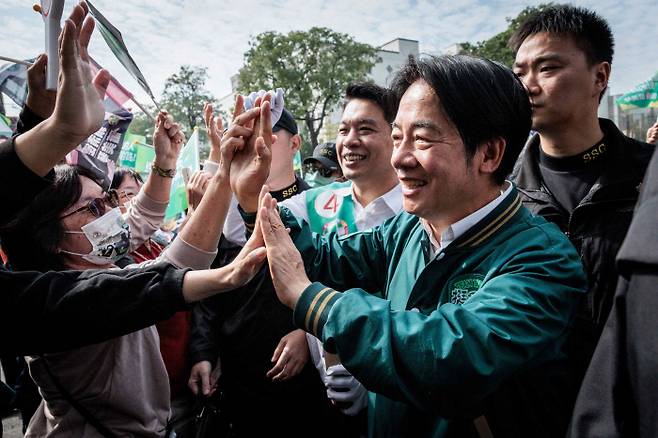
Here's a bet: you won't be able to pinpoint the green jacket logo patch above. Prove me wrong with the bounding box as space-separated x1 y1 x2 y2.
448 274 484 305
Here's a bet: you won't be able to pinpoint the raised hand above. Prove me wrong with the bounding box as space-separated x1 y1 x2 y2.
259 189 310 308
14 1 111 177
25 54 57 119
51 2 110 145
226 94 275 212
204 103 224 163
153 111 184 170
186 170 211 212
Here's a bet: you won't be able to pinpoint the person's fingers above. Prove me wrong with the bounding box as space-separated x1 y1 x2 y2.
260 101 273 145
78 16 95 61
232 107 261 127
204 102 213 128
163 113 174 130
215 115 224 134
201 369 211 395
233 94 244 121
92 69 110 99
59 20 76 73
174 131 185 145
156 111 166 130
28 53 47 78
271 339 285 362
245 247 267 265
258 185 270 210
67 3 86 31
224 136 246 153
225 124 253 139
167 123 180 139
266 349 288 379
187 373 199 394
255 136 271 162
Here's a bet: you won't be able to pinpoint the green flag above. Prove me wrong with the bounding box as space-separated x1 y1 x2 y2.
86 1 158 106
118 137 154 176
165 128 200 220
616 73 658 110
0 113 12 137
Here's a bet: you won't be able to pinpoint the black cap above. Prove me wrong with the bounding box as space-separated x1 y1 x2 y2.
303 142 339 170
273 108 298 135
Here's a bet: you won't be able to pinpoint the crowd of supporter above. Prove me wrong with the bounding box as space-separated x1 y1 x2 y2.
0 3 656 438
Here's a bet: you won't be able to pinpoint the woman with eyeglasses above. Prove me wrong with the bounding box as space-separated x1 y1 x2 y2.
0 108 265 437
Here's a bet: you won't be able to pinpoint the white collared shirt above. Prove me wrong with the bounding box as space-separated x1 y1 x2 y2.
422 181 513 257
283 182 403 232
221 180 403 245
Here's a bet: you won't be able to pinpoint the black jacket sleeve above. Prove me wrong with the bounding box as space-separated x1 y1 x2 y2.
569 148 658 438
1 262 188 355
0 136 55 226
15 105 45 136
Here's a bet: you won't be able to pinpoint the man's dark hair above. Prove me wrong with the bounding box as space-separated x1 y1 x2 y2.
111 167 144 190
390 55 531 185
343 82 397 124
509 4 614 66
1 164 101 272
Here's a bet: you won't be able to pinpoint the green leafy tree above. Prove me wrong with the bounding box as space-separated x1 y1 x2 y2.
127 109 155 143
238 27 380 148
461 4 553 67
161 65 215 135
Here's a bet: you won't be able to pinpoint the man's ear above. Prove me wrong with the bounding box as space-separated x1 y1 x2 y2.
290 134 302 153
594 61 611 95
478 137 506 177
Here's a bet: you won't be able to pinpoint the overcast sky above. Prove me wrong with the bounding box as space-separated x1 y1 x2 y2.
1 0 656 110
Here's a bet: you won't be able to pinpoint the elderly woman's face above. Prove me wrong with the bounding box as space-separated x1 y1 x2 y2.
58 175 112 269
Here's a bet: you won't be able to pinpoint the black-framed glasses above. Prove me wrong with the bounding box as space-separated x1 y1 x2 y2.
59 190 120 220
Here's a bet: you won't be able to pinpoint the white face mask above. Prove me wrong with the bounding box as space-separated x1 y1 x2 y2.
60 207 132 265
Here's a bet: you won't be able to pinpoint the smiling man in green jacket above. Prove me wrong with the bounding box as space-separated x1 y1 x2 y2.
233 55 587 437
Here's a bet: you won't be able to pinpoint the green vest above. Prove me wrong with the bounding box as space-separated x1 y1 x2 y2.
305 181 358 236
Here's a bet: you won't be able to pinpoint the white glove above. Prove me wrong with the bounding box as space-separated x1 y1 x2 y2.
242 88 285 127
325 364 368 416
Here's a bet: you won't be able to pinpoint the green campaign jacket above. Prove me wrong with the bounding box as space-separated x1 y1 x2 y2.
283 188 587 437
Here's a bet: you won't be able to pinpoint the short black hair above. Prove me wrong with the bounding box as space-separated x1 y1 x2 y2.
509 4 614 66
343 82 397 124
390 55 532 185
111 167 143 190
1 164 100 272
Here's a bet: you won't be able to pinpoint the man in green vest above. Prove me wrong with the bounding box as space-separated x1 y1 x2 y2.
231 55 588 437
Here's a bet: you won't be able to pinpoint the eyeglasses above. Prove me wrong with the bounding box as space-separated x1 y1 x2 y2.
304 164 334 178
59 189 121 220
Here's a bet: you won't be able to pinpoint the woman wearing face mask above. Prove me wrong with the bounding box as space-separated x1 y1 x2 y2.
0 108 259 437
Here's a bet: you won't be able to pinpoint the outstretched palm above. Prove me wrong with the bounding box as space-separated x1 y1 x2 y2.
52 3 109 144
226 96 273 212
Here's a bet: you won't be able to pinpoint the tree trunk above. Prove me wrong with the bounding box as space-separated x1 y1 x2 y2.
305 116 319 148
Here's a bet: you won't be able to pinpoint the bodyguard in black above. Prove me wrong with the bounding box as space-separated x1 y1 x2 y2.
569 129 658 438
510 4 654 415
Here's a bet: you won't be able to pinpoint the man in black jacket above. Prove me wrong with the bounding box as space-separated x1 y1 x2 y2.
568 132 658 437
509 4 654 413
187 105 345 438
